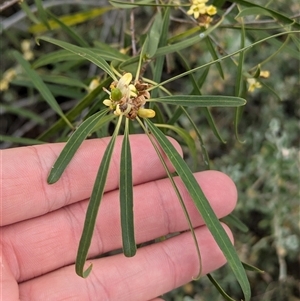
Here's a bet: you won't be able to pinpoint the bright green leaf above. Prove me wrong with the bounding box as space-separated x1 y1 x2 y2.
76 116 123 278
145 119 251 301
120 119 136 257
47 110 109 184
149 95 246 107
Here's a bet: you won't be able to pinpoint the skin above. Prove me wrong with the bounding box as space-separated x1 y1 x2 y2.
1 134 237 301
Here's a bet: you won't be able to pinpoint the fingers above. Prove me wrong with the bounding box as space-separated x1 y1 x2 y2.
2 171 237 282
18 224 233 301
1 135 181 226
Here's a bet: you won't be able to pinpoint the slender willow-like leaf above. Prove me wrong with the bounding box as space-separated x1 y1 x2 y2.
232 0 300 29
120 119 136 257
13 51 73 129
150 7 170 100
19 1 39 24
48 110 109 184
205 36 224 79
0 135 45 145
37 36 117 81
137 117 202 279
109 0 189 8
144 11 162 58
222 213 249 233
145 119 251 301
34 0 50 30
234 14 246 143
149 95 246 107
46 10 89 47
207 273 237 301
76 116 123 278
242 262 264 273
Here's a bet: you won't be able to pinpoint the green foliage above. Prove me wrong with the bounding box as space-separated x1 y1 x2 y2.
1 0 299 299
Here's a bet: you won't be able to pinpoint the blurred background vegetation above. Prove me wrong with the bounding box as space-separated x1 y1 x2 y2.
1 0 299 300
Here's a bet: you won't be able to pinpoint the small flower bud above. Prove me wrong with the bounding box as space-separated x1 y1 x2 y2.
137 108 156 118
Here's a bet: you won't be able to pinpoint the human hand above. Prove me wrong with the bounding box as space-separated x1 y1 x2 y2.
1 134 237 301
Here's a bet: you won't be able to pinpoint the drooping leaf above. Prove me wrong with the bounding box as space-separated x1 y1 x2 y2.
207 274 238 301
76 116 123 278
47 109 109 184
120 119 136 257
145 119 251 301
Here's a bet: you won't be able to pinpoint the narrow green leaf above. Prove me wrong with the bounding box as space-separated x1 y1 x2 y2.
0 135 45 145
242 262 264 273
207 273 238 301
46 10 89 47
19 1 39 24
32 50 84 68
150 7 170 100
76 116 123 278
205 37 224 79
232 0 300 28
137 117 202 279
221 213 249 233
234 15 246 143
120 119 136 257
13 51 73 129
109 0 188 8
37 36 118 81
40 74 88 89
149 95 246 107
48 110 109 184
34 0 51 30
144 11 162 58
145 120 251 301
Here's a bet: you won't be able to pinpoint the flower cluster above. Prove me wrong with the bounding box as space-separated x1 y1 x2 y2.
187 0 217 28
103 73 155 119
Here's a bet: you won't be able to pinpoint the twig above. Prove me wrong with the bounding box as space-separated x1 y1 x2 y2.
0 0 20 12
130 0 136 56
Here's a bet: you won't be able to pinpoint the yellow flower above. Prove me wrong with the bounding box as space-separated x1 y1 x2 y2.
247 78 262 92
187 3 206 19
21 40 34 61
260 70 270 78
206 5 217 16
0 68 16 91
103 73 153 119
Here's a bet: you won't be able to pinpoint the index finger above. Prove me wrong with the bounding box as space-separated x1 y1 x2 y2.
2 134 181 226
